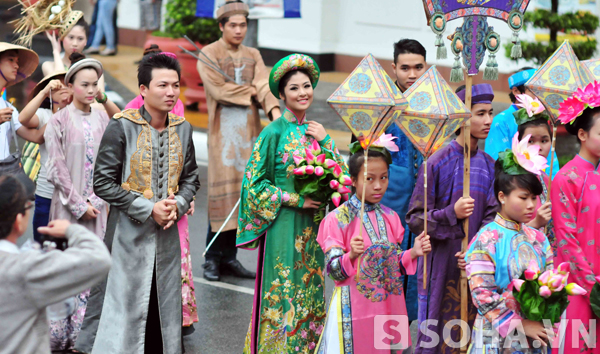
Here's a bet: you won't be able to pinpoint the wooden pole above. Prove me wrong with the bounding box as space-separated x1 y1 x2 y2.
423 157 428 289
355 146 369 282
543 124 558 236
460 74 473 354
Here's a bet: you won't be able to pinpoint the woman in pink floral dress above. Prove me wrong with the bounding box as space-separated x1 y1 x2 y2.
44 54 116 351
552 84 600 353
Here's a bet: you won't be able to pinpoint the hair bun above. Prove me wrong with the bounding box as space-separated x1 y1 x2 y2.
143 44 162 57
69 52 86 64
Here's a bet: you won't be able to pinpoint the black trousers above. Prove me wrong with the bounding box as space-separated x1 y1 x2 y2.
145 268 163 354
204 224 237 263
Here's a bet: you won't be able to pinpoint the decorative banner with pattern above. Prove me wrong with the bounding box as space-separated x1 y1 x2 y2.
582 58 600 80
327 54 408 149
396 65 471 158
525 40 594 123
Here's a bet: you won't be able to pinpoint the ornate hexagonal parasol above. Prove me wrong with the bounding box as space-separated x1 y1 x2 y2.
327 54 408 150
582 58 600 80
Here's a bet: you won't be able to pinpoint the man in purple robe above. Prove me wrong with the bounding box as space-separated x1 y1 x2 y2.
407 83 499 354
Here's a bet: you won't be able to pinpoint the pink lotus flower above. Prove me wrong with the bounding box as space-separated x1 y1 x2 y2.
330 180 340 190
524 259 540 280
512 133 548 175
315 154 326 165
324 159 337 169
557 262 570 275
566 283 587 296
331 192 341 207
310 140 321 155
548 274 564 289
339 175 352 186
539 285 552 298
305 149 315 165
338 186 351 194
332 164 343 178
558 96 586 125
515 94 546 117
314 166 324 176
553 279 566 292
293 166 306 176
595 275 600 284
305 165 315 175
293 154 305 166
573 82 600 107
372 133 399 152
509 278 525 292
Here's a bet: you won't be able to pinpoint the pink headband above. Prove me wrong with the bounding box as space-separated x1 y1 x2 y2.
160 52 177 59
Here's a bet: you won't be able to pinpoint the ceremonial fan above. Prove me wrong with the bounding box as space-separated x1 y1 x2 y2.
421 1 531 352
525 40 594 194
394 66 471 289
327 54 407 276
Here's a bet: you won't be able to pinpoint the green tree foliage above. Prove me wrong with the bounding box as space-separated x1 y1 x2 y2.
505 0 599 65
160 0 221 44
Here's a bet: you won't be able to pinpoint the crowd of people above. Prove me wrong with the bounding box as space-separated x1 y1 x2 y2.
0 0 600 354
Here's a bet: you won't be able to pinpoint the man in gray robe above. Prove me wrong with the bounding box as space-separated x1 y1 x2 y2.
76 52 200 354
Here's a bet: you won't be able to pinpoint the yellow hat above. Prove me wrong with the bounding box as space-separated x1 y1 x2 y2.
0 43 40 87
60 10 85 40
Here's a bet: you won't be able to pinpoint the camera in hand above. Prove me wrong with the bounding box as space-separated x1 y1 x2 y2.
40 235 69 251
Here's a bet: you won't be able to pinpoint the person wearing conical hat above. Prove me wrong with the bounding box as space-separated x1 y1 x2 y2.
197 0 280 282
18 71 70 244
407 84 498 354
0 43 47 171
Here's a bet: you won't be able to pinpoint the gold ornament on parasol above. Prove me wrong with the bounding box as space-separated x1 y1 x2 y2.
395 65 471 289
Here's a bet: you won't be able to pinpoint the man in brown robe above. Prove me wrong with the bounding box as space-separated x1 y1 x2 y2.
197 0 280 281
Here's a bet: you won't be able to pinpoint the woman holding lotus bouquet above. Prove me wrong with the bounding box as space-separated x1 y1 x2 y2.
552 82 600 353
236 54 349 353
465 132 586 353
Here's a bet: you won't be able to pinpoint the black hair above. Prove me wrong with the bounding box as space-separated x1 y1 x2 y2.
517 118 552 141
393 39 426 64
138 53 181 88
0 175 29 240
143 44 162 57
71 17 90 39
219 2 249 26
493 159 543 204
508 66 534 103
565 106 600 143
278 68 312 99
347 150 390 180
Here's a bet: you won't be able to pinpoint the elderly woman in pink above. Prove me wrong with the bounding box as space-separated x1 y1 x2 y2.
124 45 198 329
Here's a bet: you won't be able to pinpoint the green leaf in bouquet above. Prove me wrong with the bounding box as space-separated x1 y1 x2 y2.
300 180 320 195
590 283 600 318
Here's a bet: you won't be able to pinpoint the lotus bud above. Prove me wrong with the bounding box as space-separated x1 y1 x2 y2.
549 275 564 289
342 192 349 201
524 260 540 280
595 275 600 284
314 166 324 176
557 262 570 275
566 283 587 296
310 140 321 155
329 180 340 190
305 149 315 165
331 192 341 207
510 279 525 292
305 165 315 175
293 154 305 166
538 270 551 286
332 165 343 178
324 159 337 169
339 175 352 186
554 281 565 292
338 186 351 194
539 285 552 298
293 166 306 176
315 154 326 165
